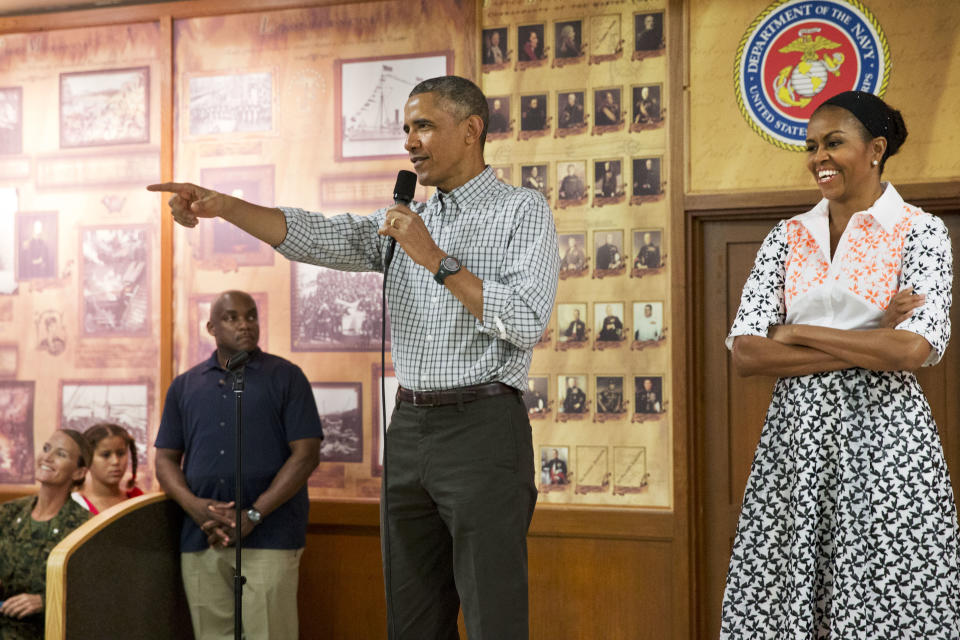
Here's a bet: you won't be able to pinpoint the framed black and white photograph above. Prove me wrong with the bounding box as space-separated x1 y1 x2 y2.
492 165 513 184
558 232 588 277
595 375 626 415
556 90 586 133
0 87 22 155
0 381 35 484
558 374 588 416
540 446 570 487
634 376 664 414
632 157 663 198
524 375 549 417
595 302 626 343
557 302 588 345
486 95 512 136
198 165 275 267
633 301 664 344
554 20 584 61
16 211 58 281
187 71 272 136
634 11 665 54
593 159 624 200
481 27 509 67
632 228 664 271
517 24 546 62
593 230 625 272
0 189 18 293
371 363 397 478
336 53 450 160
189 293 268 366
520 164 549 198
556 161 587 206
519 93 548 135
631 84 663 129
80 225 150 337
593 87 623 130
60 67 149 148
291 262 388 352
312 382 362 464
60 380 151 484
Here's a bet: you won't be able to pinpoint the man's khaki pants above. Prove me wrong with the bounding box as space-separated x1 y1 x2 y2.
181 547 303 640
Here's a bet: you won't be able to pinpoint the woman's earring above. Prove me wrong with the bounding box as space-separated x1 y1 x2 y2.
871 159 879 167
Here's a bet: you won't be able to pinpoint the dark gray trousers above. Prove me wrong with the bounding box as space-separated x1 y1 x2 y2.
380 391 537 640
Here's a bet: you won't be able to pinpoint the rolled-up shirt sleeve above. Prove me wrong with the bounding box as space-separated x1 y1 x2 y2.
276 206 388 273
476 192 560 349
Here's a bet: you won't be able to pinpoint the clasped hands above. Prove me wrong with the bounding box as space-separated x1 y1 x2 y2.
191 498 256 549
767 287 925 343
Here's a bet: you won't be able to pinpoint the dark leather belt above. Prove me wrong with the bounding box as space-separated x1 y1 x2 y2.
396 382 518 407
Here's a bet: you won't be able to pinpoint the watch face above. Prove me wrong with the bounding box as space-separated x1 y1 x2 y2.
441 256 460 271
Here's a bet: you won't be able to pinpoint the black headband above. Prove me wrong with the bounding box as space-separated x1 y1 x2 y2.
819 90 890 141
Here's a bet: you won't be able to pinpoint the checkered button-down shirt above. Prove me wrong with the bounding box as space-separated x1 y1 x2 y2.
277 166 560 391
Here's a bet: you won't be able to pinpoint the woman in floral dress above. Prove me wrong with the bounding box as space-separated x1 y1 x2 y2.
721 91 960 638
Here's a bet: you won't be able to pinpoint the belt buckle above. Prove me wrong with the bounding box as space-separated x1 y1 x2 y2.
411 391 432 407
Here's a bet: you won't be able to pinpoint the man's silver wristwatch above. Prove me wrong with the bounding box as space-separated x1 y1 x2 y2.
246 508 262 525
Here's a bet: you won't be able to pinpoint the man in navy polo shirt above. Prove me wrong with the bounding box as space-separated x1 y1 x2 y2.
155 290 323 640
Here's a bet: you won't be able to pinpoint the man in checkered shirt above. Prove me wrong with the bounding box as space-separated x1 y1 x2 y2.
150 75 560 640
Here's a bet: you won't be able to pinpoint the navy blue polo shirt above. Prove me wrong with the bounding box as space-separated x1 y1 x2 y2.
156 348 323 552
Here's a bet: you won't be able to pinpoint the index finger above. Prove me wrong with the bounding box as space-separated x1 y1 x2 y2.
146 182 194 194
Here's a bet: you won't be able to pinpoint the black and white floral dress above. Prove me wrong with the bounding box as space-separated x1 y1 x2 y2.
721 184 960 639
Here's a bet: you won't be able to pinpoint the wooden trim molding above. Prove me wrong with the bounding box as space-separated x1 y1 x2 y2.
45 492 169 639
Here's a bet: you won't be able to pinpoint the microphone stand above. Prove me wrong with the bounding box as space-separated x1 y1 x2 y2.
226 350 250 640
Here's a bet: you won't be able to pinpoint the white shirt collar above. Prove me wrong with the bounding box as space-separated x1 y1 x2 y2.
793 182 904 259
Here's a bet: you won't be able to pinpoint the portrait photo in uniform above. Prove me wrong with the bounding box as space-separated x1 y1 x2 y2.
557 90 585 129
633 301 664 342
594 159 623 198
558 375 588 415
634 11 665 51
524 375 549 415
632 229 663 270
16 211 57 281
634 376 664 414
559 233 588 275
633 157 662 196
557 161 587 202
595 302 625 342
594 230 624 271
492 165 513 184
596 375 625 414
557 302 588 343
521 163 549 198
632 84 662 125
540 446 570 485
520 93 548 132
486 95 511 134
593 88 622 126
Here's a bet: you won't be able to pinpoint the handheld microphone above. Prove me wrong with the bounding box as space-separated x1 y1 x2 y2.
225 350 250 371
383 170 418 269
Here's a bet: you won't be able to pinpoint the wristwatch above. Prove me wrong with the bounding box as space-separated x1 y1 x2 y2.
434 255 461 285
246 508 262 525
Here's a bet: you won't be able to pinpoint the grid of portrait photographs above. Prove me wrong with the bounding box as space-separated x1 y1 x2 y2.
482 2 670 507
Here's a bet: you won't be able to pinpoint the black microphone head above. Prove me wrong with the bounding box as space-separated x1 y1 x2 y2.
393 170 418 205
225 350 250 371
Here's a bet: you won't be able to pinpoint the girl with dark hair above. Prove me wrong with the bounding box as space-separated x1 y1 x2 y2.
0 430 91 638
722 91 959 637
73 423 143 515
